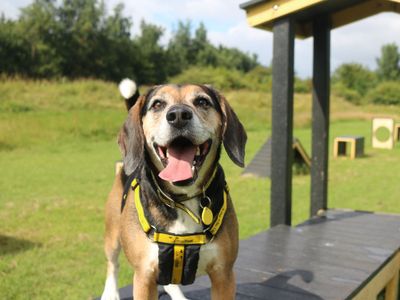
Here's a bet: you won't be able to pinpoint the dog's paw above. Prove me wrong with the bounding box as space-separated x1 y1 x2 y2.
100 277 120 300
100 290 120 300
163 284 190 300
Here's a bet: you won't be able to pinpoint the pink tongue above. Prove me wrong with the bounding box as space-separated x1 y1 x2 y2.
158 145 197 182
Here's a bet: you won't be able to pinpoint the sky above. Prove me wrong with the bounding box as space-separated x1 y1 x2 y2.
2 0 400 78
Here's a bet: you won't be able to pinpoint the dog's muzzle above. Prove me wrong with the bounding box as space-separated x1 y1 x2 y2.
166 105 193 129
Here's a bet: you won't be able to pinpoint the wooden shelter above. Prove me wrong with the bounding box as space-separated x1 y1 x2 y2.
240 0 400 226
241 0 400 38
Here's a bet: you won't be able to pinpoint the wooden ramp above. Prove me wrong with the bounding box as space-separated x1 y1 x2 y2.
100 210 400 299
242 138 311 178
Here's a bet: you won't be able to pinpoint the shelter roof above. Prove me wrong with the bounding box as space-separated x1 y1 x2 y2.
240 0 400 38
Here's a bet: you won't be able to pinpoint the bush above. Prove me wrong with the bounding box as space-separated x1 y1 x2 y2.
244 65 272 92
169 65 310 94
366 81 400 105
332 63 377 97
294 78 311 94
169 66 251 90
332 82 362 105
169 65 275 92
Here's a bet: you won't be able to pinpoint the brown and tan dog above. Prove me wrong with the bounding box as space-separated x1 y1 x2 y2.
100 80 247 300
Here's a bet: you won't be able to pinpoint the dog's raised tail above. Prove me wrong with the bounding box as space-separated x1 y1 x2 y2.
119 78 139 111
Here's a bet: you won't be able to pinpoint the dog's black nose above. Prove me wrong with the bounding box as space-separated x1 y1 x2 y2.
166 105 193 128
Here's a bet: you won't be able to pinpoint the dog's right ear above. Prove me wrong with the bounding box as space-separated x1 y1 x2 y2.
118 95 145 175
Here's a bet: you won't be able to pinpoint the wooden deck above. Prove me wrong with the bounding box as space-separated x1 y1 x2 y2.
103 209 400 299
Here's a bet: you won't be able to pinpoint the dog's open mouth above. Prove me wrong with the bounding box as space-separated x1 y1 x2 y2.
154 137 211 183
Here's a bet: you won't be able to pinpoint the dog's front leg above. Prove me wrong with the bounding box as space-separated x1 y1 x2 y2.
133 271 158 300
101 241 121 300
209 268 236 300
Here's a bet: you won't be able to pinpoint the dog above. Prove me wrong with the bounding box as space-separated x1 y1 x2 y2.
100 79 247 300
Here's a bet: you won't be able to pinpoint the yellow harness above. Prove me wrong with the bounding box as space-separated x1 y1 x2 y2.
127 177 229 285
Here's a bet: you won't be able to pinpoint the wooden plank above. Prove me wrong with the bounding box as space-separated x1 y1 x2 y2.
333 137 365 159
236 281 322 300
302 211 400 234
97 210 400 300
270 17 295 227
243 0 324 28
352 251 400 300
394 124 400 141
238 234 389 271
331 0 400 32
234 265 357 300
236 211 400 299
242 137 310 178
384 266 399 300
297 221 400 244
310 15 330 217
241 0 400 38
242 138 272 177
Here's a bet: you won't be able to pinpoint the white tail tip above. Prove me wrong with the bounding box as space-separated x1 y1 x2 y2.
119 78 137 99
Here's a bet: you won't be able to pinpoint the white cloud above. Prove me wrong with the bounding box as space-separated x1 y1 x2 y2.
0 0 32 19
331 13 400 73
208 21 273 63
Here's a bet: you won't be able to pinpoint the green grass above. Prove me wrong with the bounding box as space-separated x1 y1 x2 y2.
0 79 399 299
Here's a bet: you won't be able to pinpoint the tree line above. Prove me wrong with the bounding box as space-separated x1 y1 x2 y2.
1 0 399 105
0 0 259 84
332 43 400 105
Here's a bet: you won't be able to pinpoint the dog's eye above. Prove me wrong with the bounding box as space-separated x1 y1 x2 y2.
151 100 165 111
194 97 211 108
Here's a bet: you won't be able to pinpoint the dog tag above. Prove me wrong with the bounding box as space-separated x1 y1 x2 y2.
201 207 213 226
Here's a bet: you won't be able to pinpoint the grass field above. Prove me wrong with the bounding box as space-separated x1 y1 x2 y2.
0 79 399 299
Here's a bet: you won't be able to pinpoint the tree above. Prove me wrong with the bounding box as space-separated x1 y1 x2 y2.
0 16 31 75
332 63 376 96
55 0 107 78
166 21 192 75
366 81 400 105
0 0 260 81
17 0 61 77
96 3 136 81
135 21 167 84
192 23 207 61
376 43 400 81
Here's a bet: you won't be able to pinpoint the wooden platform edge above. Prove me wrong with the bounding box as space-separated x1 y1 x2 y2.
351 250 400 300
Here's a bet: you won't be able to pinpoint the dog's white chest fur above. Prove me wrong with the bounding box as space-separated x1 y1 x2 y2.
167 199 203 234
147 199 220 277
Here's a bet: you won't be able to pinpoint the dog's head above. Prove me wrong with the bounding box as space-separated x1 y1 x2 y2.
118 84 247 188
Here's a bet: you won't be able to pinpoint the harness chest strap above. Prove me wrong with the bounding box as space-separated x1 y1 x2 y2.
131 178 228 244
129 178 228 285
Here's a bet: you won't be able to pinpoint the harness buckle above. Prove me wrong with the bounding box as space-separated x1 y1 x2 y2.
200 196 212 209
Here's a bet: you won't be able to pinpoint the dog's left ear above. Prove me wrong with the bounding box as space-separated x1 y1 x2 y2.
118 95 146 175
219 94 247 168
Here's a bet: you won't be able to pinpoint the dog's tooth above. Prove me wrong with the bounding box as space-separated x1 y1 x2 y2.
158 146 164 159
202 142 209 155
196 147 200 155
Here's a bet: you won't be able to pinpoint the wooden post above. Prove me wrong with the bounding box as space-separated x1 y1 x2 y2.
310 16 331 217
270 17 295 227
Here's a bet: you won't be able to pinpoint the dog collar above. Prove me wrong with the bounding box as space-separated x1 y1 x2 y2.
149 167 219 224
